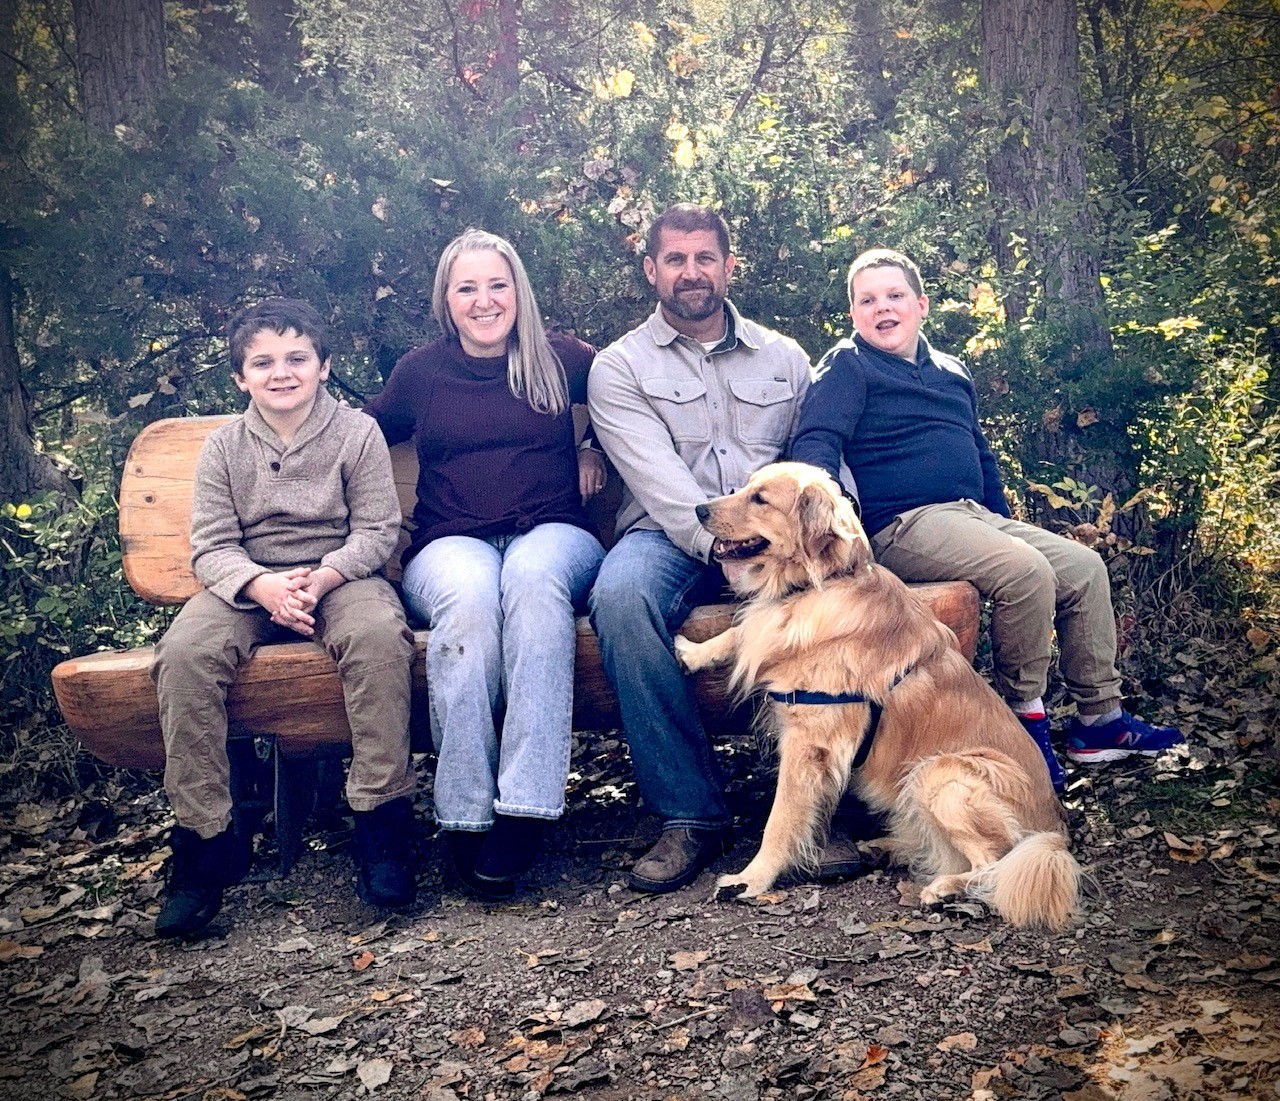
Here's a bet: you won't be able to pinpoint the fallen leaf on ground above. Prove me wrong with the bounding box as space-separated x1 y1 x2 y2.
563 999 606 1027
357 1057 393 1089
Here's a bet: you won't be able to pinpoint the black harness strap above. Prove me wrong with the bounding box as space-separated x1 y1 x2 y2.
766 666 913 771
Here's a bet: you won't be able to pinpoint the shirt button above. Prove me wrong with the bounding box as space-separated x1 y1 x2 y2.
270 461 281 471
718 448 727 455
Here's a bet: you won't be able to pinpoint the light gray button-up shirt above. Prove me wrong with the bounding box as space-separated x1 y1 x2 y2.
588 301 811 561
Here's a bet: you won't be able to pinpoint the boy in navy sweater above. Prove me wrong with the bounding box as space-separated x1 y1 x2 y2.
791 248 1183 790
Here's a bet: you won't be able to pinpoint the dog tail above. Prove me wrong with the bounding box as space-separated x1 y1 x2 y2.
970 831 1081 930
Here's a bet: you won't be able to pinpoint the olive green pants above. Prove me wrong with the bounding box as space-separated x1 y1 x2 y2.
152 578 415 839
870 500 1122 714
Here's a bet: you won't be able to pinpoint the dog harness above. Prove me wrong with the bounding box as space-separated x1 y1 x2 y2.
766 666 913 770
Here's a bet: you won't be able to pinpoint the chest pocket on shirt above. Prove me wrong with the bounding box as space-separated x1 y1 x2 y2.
639 377 709 443
727 377 795 445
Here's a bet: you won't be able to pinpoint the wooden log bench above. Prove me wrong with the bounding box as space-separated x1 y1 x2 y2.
51 416 980 867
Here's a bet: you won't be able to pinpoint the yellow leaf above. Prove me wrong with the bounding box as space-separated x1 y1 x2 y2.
1026 481 1074 510
632 21 655 49
672 139 696 169
664 121 689 140
607 69 635 97
14 503 32 520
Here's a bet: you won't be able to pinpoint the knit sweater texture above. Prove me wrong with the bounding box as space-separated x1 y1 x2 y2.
190 389 402 608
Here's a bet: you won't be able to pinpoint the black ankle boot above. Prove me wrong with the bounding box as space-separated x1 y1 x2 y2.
353 797 417 909
447 829 511 899
474 814 547 888
155 825 234 939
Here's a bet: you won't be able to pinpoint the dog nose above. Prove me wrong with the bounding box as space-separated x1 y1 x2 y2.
695 502 710 522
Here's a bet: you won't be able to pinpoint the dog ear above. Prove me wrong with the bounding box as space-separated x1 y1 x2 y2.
797 482 837 562
798 479 870 578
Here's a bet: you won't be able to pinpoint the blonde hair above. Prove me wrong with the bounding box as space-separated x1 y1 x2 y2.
847 248 925 305
431 228 568 415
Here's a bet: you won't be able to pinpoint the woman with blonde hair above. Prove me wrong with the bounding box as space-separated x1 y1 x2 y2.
365 229 606 897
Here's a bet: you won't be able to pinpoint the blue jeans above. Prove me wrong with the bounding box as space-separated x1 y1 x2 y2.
588 529 730 828
401 523 604 830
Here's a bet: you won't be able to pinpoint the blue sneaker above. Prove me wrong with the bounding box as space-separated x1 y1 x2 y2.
1016 714 1066 794
1065 711 1185 764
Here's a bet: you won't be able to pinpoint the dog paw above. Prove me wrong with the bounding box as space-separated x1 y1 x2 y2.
672 634 700 673
918 879 962 909
714 872 768 901
713 878 750 903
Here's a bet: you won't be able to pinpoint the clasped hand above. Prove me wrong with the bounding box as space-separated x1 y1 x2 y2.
245 566 343 637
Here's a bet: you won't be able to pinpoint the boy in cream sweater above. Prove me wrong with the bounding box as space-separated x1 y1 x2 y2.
150 299 416 937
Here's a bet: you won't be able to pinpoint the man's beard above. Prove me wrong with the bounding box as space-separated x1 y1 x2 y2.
661 281 724 323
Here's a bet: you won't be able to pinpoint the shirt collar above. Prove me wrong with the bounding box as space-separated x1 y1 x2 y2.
647 299 759 353
851 333 938 368
243 387 337 449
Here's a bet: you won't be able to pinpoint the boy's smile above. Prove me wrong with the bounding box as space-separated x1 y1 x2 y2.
235 328 330 437
850 266 930 361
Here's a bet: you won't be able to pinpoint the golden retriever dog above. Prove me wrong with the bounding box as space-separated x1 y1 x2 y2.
673 462 1081 929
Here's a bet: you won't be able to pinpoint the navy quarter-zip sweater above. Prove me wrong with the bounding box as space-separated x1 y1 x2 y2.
790 334 1010 538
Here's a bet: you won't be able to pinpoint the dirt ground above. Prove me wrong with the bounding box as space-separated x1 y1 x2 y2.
2 730 1278 1101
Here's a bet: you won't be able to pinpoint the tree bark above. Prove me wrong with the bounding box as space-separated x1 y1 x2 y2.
980 0 1110 354
1 5 74 502
0 270 74 501
71 0 168 130
493 0 522 102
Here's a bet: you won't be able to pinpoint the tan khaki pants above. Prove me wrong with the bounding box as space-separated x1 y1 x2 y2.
870 500 1122 712
152 579 415 838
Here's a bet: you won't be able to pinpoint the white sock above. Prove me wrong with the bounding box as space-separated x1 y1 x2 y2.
1011 697 1045 717
1078 706 1122 727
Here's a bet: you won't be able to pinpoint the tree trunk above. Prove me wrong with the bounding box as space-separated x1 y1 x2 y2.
1 4 74 502
71 0 168 130
980 0 1110 354
0 270 74 501
493 0 522 102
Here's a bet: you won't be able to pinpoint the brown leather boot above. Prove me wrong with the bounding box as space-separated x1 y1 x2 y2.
811 828 890 881
629 826 733 893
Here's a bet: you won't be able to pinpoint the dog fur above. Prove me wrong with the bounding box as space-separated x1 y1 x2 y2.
674 462 1081 929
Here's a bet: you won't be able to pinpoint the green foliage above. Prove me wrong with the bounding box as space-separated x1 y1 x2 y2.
1 457 169 763
1137 331 1280 580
